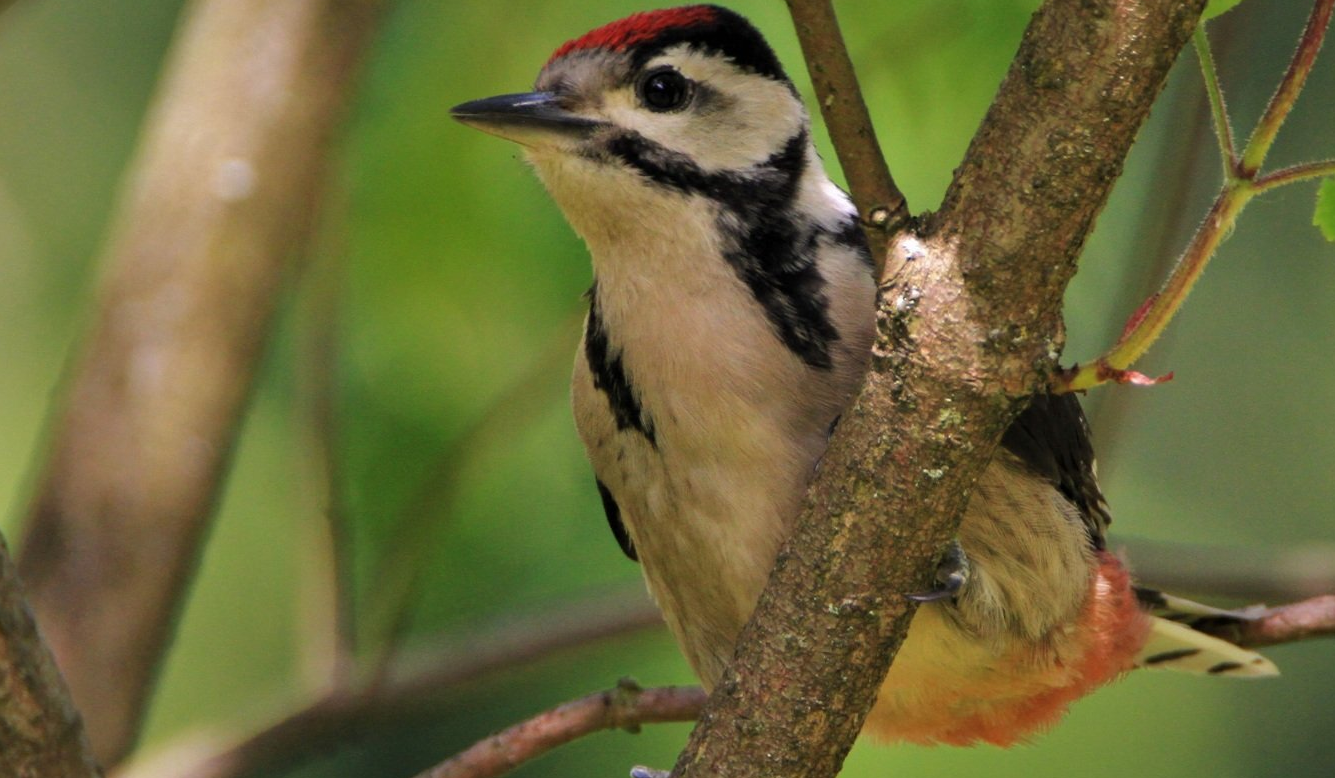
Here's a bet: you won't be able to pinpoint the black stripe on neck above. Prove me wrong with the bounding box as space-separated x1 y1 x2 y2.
603 130 841 370
584 285 657 447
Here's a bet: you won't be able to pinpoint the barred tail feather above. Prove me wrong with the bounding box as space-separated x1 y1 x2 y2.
1136 615 1278 677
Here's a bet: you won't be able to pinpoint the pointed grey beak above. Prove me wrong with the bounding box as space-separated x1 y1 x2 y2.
451 92 603 148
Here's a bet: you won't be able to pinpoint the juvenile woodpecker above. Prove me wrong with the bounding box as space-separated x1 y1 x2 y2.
452 5 1276 746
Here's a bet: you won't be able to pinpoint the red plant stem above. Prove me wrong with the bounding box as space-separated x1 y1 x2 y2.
1252 158 1335 193
1240 0 1334 174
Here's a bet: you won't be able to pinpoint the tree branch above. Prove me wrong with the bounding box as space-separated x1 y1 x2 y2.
15 0 387 765
668 2 1206 777
1199 595 1335 648
415 682 706 778
362 310 581 681
785 0 908 270
0 532 101 778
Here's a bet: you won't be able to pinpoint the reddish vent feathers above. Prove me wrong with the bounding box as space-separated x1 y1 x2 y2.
547 5 720 65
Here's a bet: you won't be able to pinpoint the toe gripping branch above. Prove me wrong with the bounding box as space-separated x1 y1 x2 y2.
907 540 970 603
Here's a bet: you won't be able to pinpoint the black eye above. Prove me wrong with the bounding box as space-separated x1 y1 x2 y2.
638 68 692 112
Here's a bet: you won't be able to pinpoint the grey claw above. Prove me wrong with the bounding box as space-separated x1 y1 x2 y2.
630 767 670 778
907 540 969 602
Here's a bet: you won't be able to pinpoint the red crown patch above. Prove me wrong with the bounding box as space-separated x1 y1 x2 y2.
547 6 720 65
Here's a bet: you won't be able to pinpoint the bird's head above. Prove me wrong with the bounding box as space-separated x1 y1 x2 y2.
451 5 813 237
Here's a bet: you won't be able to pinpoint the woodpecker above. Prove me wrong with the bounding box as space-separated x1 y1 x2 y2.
452 5 1276 746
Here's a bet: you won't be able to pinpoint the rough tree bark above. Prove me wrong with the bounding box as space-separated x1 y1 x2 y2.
669 1 1209 776
15 0 387 766
0 535 100 778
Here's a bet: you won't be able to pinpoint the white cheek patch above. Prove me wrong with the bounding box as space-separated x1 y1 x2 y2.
602 46 806 173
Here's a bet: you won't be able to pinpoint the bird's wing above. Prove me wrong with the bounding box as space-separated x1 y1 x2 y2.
1000 392 1112 548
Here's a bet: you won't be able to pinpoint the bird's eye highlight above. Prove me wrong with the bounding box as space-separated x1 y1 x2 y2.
638 68 692 112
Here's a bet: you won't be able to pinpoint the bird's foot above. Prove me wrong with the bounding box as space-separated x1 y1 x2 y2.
907 540 970 603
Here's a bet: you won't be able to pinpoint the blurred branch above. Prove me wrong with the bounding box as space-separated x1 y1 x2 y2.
15 0 388 766
363 309 582 681
294 185 358 690
784 0 907 272
1120 538 1335 603
416 682 705 778
0 532 101 778
113 585 662 778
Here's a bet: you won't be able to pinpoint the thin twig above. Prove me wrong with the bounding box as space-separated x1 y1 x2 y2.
1085 39 1221 460
1053 0 1335 393
1240 0 1335 174
416 682 706 778
785 0 907 275
1059 183 1251 392
114 585 662 778
1252 158 1335 192
1193 26 1238 177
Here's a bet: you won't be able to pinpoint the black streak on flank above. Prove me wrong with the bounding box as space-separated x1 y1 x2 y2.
604 129 841 370
596 478 637 561
1208 661 1244 674
585 286 657 447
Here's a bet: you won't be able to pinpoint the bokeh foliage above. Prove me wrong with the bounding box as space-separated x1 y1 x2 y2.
0 0 1332 776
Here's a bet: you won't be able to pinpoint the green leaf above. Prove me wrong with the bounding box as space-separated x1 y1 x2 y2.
1315 178 1335 242
1204 0 1248 20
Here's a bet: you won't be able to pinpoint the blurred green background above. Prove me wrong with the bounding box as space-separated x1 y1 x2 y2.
1 0 1333 776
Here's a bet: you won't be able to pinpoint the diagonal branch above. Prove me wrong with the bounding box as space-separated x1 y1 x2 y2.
15 0 388 765
785 0 908 270
669 2 1207 777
